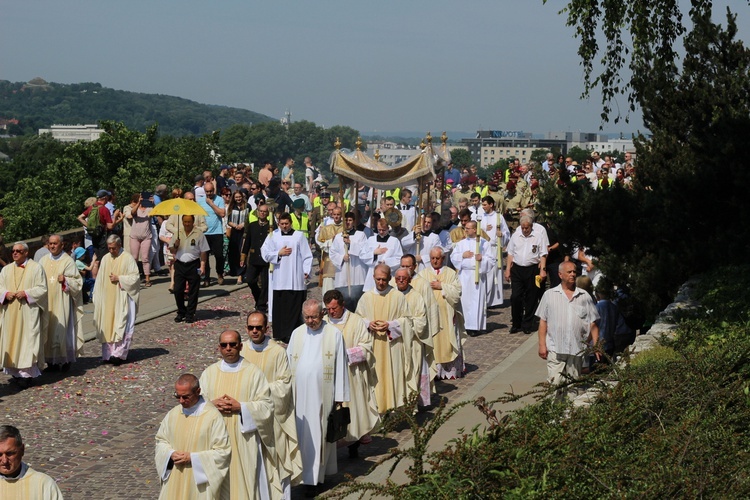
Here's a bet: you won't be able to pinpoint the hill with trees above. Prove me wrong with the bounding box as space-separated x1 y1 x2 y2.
0 79 275 136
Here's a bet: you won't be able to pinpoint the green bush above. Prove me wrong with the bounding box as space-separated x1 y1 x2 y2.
331 268 750 499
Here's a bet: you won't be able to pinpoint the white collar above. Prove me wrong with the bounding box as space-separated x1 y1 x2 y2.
182 396 207 416
0 462 28 481
219 357 243 372
250 336 269 351
327 310 349 325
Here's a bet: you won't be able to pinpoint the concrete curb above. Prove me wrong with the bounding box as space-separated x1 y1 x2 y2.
362 334 539 485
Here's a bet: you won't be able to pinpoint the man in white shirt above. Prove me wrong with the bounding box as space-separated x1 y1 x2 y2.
505 216 548 334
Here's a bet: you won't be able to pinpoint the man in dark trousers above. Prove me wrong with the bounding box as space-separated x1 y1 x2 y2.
170 215 209 324
240 204 273 313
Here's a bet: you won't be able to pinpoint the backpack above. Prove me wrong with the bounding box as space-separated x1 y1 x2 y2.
87 207 104 239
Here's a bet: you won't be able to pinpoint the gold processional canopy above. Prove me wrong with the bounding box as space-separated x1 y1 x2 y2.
329 132 453 189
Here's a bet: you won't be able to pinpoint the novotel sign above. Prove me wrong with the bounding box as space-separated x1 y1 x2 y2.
489 130 524 138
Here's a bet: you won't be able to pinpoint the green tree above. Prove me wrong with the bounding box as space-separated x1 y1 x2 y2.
539 1 750 319
449 148 473 168
565 146 590 164
530 148 550 164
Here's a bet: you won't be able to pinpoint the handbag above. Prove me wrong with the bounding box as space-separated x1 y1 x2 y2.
325 403 350 443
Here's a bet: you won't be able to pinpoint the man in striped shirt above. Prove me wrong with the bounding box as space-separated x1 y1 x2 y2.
536 260 600 402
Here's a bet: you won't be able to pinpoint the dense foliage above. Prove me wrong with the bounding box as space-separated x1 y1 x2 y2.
0 79 274 136
0 117 362 240
537 3 750 320
331 266 750 499
219 120 362 174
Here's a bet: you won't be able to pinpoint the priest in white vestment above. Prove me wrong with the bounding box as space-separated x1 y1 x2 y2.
361 219 403 292
393 268 435 407
0 241 48 387
355 264 410 413
241 311 302 499
323 290 379 458
0 425 64 499
40 234 84 371
329 212 368 311
417 247 465 380
480 197 511 307
92 235 140 364
155 374 231 500
450 221 495 336
286 300 349 495
200 330 276 500
399 213 444 273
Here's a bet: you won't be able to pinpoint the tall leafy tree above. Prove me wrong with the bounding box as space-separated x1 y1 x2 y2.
540 1 750 317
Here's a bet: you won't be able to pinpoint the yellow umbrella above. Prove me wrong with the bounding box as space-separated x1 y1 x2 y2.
150 198 208 218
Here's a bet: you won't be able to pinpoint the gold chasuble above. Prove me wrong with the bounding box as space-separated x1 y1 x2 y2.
155 401 231 500
241 339 303 488
92 250 140 344
0 259 47 370
417 266 463 364
199 360 276 500
325 311 380 440
355 287 410 413
40 253 84 363
0 467 64 499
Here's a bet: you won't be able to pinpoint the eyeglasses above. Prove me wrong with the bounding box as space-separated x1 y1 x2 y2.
395 277 409 281
219 342 239 348
11 249 24 253
173 392 195 400
246 325 264 331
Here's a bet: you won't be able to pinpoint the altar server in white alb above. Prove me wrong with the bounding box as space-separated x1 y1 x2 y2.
260 212 313 344
286 299 349 497
399 212 443 273
329 211 369 311
450 221 494 337
361 218 403 292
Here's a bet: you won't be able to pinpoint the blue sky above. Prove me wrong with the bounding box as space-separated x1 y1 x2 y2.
2 1 748 137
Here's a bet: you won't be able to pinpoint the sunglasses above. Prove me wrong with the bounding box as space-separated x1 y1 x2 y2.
219 342 239 348
246 325 263 331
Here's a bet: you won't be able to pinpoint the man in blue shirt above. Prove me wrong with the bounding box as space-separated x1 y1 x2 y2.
197 181 226 286
444 162 461 186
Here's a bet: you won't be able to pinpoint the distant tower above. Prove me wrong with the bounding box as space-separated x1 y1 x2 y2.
280 109 292 129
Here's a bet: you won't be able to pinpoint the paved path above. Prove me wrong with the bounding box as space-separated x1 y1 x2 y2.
0 271 547 499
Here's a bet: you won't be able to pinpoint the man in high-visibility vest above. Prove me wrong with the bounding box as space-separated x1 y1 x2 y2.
290 199 310 240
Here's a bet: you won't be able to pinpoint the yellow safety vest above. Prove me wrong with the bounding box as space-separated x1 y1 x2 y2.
475 185 489 198
247 209 272 224
290 212 309 238
385 188 400 200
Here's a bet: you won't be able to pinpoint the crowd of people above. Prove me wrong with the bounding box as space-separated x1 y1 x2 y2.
0 153 640 497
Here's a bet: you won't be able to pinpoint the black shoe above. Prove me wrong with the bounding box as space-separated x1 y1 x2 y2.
61 363 71 372
174 315 185 323
111 357 124 366
523 329 533 335
466 330 478 337
348 442 360 459
509 327 522 334
303 485 319 498
185 315 196 324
